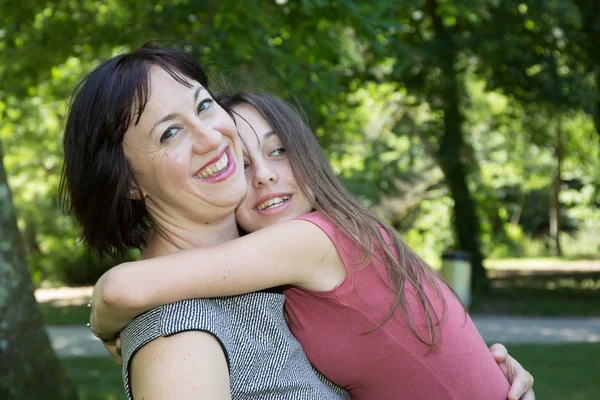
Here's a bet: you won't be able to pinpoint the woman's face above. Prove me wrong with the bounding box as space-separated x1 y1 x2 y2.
123 66 247 223
233 103 314 233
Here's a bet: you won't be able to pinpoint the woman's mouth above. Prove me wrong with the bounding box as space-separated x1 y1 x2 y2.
194 147 236 183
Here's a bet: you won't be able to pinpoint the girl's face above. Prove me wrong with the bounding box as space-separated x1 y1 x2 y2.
122 66 247 224
233 103 314 233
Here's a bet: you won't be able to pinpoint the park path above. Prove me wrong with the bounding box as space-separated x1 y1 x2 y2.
47 315 600 358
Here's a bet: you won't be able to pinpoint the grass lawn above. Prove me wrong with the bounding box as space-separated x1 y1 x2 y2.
40 301 91 325
503 343 600 400
473 281 600 316
61 344 600 399
62 357 125 400
485 257 600 269
474 259 600 316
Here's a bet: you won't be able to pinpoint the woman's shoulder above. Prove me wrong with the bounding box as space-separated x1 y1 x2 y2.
119 294 350 400
122 293 285 338
119 294 288 381
147 293 285 326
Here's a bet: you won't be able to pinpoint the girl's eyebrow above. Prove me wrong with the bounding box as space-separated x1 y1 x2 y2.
262 130 275 139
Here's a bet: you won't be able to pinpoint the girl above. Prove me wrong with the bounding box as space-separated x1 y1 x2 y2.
93 91 533 399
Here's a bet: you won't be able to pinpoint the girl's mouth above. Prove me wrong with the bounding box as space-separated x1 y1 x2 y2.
256 195 290 211
254 194 293 216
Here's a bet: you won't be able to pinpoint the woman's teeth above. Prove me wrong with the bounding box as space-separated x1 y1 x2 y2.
197 152 229 178
256 196 290 211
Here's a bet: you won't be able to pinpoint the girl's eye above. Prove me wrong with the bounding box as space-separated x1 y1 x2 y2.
270 147 286 156
197 98 214 114
160 126 180 142
243 158 251 170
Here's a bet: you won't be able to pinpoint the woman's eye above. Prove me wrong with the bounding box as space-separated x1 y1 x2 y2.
197 98 214 114
270 147 286 156
160 126 180 142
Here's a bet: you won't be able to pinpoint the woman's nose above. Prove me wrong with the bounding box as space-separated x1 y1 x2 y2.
191 122 222 154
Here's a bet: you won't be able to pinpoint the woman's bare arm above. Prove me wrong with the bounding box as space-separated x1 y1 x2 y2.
130 331 231 400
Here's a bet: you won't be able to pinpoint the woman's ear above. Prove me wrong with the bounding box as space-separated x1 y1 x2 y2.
129 181 145 200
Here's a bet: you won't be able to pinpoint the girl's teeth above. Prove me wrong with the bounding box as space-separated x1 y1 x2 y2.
257 196 290 210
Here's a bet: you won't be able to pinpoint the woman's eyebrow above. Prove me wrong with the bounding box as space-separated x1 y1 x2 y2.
149 86 207 136
194 86 206 102
149 113 178 136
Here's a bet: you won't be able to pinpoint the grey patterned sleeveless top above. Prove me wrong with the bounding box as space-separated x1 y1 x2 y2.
120 291 350 400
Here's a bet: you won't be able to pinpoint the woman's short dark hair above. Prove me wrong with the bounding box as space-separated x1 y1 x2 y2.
60 43 210 259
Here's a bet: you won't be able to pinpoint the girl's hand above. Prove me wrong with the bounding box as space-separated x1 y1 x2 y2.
490 343 535 400
102 335 122 365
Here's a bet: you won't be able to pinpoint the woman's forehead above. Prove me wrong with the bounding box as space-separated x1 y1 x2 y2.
148 67 202 96
134 68 203 125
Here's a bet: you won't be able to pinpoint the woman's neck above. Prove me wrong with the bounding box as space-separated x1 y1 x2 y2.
141 212 239 259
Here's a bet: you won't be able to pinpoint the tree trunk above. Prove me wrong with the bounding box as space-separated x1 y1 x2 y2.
550 118 563 256
438 135 487 295
594 70 600 141
510 191 525 226
425 0 488 295
0 141 78 399
573 0 600 139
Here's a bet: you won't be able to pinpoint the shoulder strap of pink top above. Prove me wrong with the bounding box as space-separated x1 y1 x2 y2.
295 211 359 270
294 211 336 234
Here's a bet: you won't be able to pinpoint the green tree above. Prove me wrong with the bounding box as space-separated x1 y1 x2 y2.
571 0 600 138
0 0 597 294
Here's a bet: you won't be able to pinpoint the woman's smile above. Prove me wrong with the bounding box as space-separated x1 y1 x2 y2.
194 146 237 183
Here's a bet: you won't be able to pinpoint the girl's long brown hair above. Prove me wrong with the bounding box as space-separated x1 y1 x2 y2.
218 91 460 351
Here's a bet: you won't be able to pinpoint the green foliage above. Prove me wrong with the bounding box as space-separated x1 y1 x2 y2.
0 0 598 286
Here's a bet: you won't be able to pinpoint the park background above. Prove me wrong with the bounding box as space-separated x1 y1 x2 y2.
1 0 599 399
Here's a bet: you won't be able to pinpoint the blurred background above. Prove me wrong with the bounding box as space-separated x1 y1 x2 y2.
1 0 599 399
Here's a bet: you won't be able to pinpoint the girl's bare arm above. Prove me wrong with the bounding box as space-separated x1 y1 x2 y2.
92 219 344 336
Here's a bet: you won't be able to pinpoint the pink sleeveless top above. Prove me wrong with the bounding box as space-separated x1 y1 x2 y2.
284 211 510 399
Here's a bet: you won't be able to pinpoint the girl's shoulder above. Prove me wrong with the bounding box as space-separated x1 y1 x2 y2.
294 210 337 236
294 210 329 224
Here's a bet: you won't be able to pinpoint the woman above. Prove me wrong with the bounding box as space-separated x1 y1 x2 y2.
92 88 534 399
62 44 350 399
